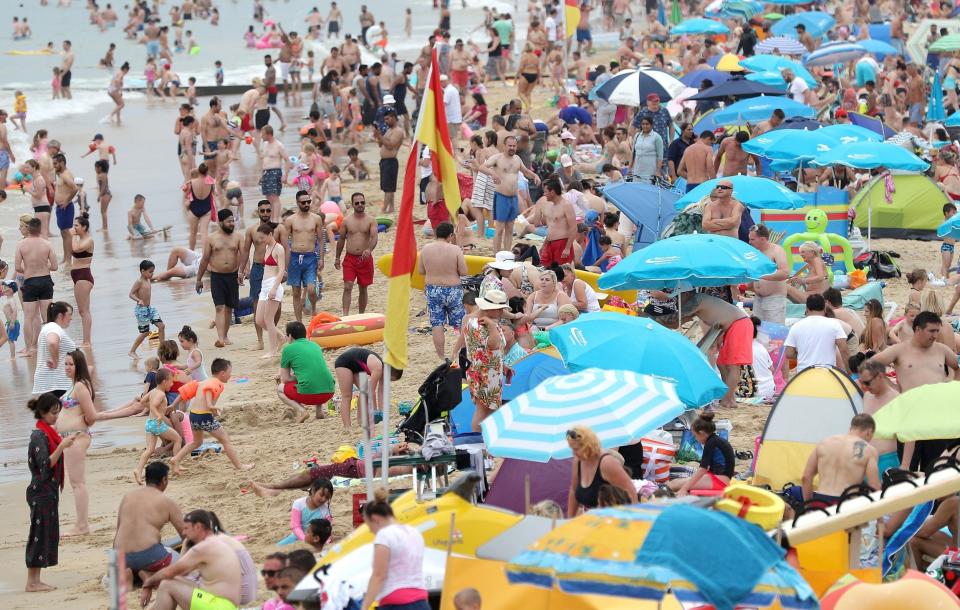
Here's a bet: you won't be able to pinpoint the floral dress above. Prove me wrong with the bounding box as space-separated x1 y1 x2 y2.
26 430 61 568
464 317 505 412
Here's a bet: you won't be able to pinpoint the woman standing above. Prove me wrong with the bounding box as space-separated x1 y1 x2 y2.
464 289 509 431
71 215 94 347
21 160 49 237
360 488 430 610
254 224 286 358
32 302 77 397
566 425 638 517
57 350 97 537
521 268 572 330
25 393 78 592
516 43 540 110
184 162 214 252
107 62 130 123
629 116 663 184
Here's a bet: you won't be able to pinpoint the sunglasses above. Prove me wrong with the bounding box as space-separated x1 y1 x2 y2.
714 185 732 190
261 569 280 577
297 199 312 204
859 375 877 385
566 429 579 440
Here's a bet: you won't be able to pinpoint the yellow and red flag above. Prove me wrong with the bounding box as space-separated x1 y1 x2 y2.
384 48 460 370
564 0 581 38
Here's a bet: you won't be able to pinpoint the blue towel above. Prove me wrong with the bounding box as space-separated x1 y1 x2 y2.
634 505 785 610
582 226 603 268
884 501 934 576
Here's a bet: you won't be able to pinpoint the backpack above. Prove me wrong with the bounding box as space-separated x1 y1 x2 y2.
854 250 901 279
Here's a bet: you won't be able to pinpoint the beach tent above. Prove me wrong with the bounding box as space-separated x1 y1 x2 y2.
601 182 680 250
851 174 949 240
484 458 573 514
753 367 862 490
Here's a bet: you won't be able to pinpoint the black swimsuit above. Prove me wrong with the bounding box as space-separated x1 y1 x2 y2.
189 183 213 218
574 454 612 509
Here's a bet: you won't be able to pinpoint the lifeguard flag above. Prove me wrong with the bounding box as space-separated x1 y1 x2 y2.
564 0 581 38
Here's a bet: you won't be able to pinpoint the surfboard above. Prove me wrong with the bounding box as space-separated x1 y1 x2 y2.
375 254 637 303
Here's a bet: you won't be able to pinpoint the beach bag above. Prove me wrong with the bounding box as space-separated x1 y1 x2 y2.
854 250 901 279
848 268 868 289
641 430 677 483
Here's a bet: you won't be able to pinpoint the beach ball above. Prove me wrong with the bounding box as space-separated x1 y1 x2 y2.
244 135 253 145
189 46 201 56
13 171 24 183
320 201 341 216
230 116 242 127
546 149 559 162
820 570 960 609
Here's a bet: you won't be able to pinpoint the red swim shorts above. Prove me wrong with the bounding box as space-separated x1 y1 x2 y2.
451 69 469 88
240 113 253 133
717 316 753 366
540 238 574 268
283 381 333 406
342 252 374 286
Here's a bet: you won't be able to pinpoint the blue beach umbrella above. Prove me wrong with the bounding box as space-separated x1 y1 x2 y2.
597 233 776 291
743 129 836 160
671 18 730 35
810 141 929 172
803 42 868 67
745 70 791 86
755 35 807 55
480 369 684 462
739 54 817 87
594 68 686 105
771 11 835 38
947 111 960 127
939 215 960 239
858 38 900 57
929 71 947 123
674 175 805 209
710 95 815 124
817 123 884 144
686 76 786 101
550 313 726 407
720 0 763 19
679 68 731 87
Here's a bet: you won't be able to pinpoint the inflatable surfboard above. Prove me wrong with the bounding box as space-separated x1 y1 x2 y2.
309 313 384 349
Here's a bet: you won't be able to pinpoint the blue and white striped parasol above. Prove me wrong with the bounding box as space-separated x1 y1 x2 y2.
755 35 807 55
803 42 868 67
593 68 686 105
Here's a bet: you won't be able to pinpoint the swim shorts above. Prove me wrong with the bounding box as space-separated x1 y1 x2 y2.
145 417 171 436
283 381 333 406
751 294 787 325
878 451 900 475
493 192 520 222
131 223 148 237
225 187 242 201
190 587 237 610
5 320 21 342
146 40 160 58
135 304 163 334
267 87 278 106
248 262 264 300
189 412 222 432
210 271 240 309
342 253 374 286
255 108 271 130
943 242 955 253
427 200 451 231
60 70 72 88
260 168 283 196
21 275 54 302
125 542 173 573
33 204 52 214
540 238 574 268
56 202 76 231
287 251 318 288
576 28 592 42
426 284 466 328
258 275 284 302
0 150 9 170
309 456 361 480
451 69 469 89
379 157 399 193
717 316 753 366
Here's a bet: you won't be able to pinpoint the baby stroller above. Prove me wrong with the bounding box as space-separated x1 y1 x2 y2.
396 361 463 444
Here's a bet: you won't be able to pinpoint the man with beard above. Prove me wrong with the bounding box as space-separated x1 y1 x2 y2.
196 210 243 348
283 191 325 322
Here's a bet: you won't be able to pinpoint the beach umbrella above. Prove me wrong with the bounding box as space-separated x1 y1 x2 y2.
929 34 960 53
710 95 815 125
671 18 730 35
755 35 807 55
687 75 786 101
658 0 667 25
947 111 960 127
507 503 819 609
765 12 785 19
771 12 835 39
872 382 960 441
769 116 824 130
938 215 960 239
597 233 776 292
929 71 947 123
745 70 790 86
670 0 683 25
803 42 868 67
673 175 805 209
593 68 686 105
739 54 817 86
743 128 836 160
809 141 929 172
817 123 883 144
679 68 731 87
550 312 726 407
858 38 900 57
479 369 684 462
715 52 745 72
847 111 897 138
720 0 763 19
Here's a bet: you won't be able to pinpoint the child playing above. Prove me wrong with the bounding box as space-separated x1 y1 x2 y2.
278 477 334 545
319 165 343 205
344 147 369 180
187 77 198 106
943 203 957 280
51 68 61 99
305 518 332 552
127 194 157 239
263 568 306 610
30 129 47 159
12 90 27 131
94 160 112 230
81 133 118 166
889 303 919 344
0 281 20 358
128 259 166 358
214 60 225 86
305 50 315 82
145 59 159 100
133 368 182 484
169 358 255 473
186 30 199 55
178 325 207 381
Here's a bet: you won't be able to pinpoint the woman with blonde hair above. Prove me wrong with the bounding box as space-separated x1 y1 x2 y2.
566 425 637 517
787 241 829 303
521 267 572 330
860 298 887 354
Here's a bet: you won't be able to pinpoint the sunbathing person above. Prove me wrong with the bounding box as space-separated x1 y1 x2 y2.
152 246 202 281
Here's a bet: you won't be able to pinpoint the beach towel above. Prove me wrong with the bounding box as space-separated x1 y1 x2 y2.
884 500 934 578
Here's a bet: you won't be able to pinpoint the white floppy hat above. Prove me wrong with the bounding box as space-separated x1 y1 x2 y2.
487 250 519 271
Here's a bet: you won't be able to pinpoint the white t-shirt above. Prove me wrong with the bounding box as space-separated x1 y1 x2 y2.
751 339 775 399
784 315 846 372
545 16 557 42
33 321 77 394
787 78 809 104
1 294 18 324
374 523 426 600
420 147 433 179
443 84 462 124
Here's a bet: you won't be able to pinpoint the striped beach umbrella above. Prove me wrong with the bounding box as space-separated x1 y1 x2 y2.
755 35 807 55
593 68 686 105
480 369 684 463
720 0 763 19
803 42 867 67
739 54 817 86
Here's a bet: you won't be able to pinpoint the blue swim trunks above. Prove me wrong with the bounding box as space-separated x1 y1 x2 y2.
878 451 900 475
426 284 466 328
5 320 20 342
287 251 318 288
943 242 955 253
146 40 160 58
134 304 163 334
493 192 520 222
576 28 592 42
145 417 171 436
56 202 75 231
0 150 9 170
248 262 264 300
189 412 222 432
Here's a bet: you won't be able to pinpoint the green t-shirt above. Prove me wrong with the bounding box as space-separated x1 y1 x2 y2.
493 19 513 46
281 339 335 394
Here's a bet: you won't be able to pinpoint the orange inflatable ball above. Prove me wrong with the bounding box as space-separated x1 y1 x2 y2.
820 570 960 609
88 143 97 151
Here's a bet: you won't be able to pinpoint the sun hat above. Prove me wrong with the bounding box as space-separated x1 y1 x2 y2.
560 130 576 140
488 251 519 271
382 94 396 104
476 289 509 310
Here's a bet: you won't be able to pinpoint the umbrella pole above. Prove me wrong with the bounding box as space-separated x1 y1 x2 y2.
360 372 374 501
525 475 531 513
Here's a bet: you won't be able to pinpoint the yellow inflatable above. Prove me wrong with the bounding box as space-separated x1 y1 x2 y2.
309 313 384 348
820 570 960 609
715 482 785 530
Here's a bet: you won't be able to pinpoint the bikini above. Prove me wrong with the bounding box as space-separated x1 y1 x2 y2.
59 387 89 437
71 248 94 285
189 183 215 218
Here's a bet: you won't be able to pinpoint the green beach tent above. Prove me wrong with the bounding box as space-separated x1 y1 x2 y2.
851 174 949 240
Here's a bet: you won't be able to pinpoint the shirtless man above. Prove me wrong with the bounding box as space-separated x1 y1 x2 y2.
15 218 58 356
113 462 184 588
334 193 378 315
476 135 542 254
858 359 904 476
418 222 468 359
677 130 715 192
60 40 74 99
196 210 243 348
52 152 79 264
450 40 472 94
283 191 325 322
375 109 403 214
240 201 285 349
200 98 230 183
341 35 362 73
701 180 744 238
37 140 59 209
800 414 881 505
321 47 348 77
327 2 342 40
676 291 752 408
0 110 14 186
144 19 161 60
235 83 260 139
752 108 784 136
748 224 788 324
259 126 290 223
528 178 576 268
715 131 756 177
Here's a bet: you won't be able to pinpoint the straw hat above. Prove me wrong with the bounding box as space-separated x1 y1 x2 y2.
476 289 509 310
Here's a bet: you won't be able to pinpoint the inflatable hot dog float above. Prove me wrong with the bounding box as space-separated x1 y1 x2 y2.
308 312 384 349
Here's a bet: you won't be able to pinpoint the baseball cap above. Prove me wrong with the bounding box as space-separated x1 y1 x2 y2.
646 93 660 102
835 108 848 118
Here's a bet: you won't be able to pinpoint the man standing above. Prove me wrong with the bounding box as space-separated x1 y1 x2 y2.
359 5 376 45
531 178 577 267
784 294 849 374
783 69 811 105
666 122 694 182
335 193 378 315
450 39 471 93
477 135 542 254
715 131 756 177
794 24 816 53
60 40 74 100
200 98 229 182
15 218 58 356
113 462 184 587
0 110 14 186
241 201 284 350
799 414 881 506
283 191 325 322
52 152 78 264
748 224 789 324
677 130 715 192
753 108 784 136
278 321 335 422
375 109 403 214
259 125 290 223
701 180 743 238
442 74 463 147
262 55 286 130
418 222 468 359
196 210 243 348
858 358 903 476
906 64 926 125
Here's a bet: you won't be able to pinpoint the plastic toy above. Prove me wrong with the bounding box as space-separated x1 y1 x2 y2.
782 208 855 275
